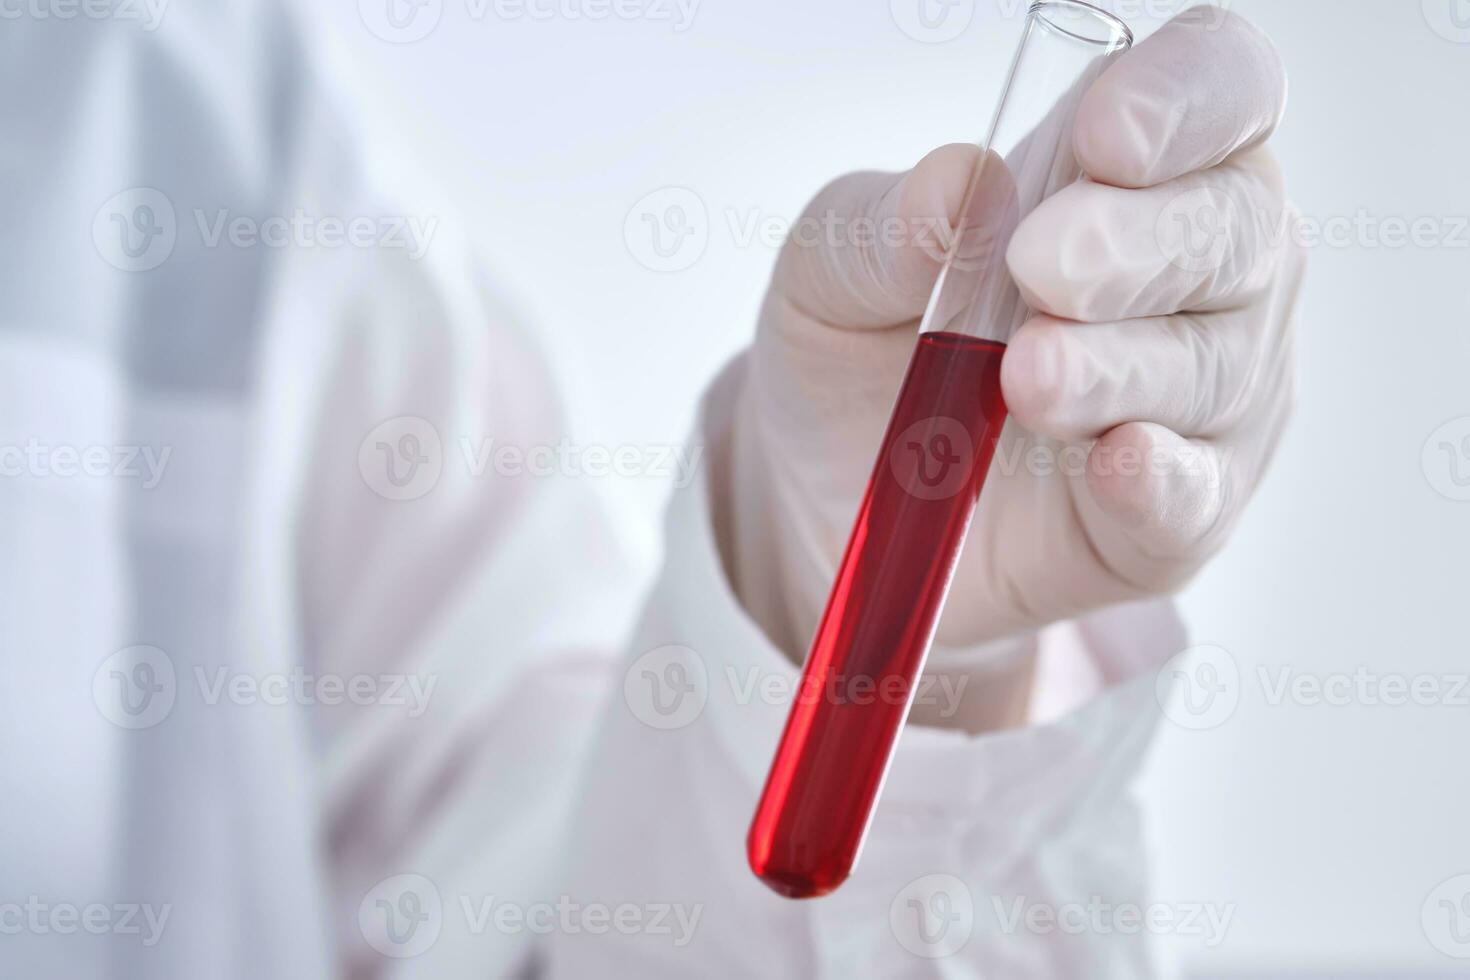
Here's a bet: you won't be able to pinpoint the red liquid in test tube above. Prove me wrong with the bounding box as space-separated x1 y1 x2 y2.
747 332 1009 898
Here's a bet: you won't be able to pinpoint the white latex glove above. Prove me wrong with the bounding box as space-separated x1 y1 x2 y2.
730 9 1304 701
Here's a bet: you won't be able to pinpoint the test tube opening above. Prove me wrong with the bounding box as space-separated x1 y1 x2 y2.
1029 0 1134 49
921 0 1132 345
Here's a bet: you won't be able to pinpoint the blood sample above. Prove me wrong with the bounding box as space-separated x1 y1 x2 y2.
748 0 1133 898
747 332 1007 898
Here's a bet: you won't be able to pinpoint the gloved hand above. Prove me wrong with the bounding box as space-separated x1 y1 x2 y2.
729 8 1303 708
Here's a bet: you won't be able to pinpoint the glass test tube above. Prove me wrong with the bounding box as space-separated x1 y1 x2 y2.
747 0 1134 899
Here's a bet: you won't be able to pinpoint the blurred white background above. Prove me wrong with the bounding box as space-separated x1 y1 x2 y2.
317 0 1470 974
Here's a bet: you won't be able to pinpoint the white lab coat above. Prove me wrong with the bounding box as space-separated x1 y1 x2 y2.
0 3 1186 978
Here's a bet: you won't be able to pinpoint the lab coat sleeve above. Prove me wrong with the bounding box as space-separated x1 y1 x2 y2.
549 353 1189 979
273 238 647 978
239 57 647 975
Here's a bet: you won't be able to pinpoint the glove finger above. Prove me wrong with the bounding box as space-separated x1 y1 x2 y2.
1075 7 1288 189
1078 421 1231 579
1001 302 1272 443
1006 147 1288 323
772 144 1019 331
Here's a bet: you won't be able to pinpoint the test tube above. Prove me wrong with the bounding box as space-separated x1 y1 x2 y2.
747 0 1133 899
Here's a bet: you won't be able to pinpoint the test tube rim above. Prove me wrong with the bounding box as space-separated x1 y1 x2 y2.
1028 0 1135 50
